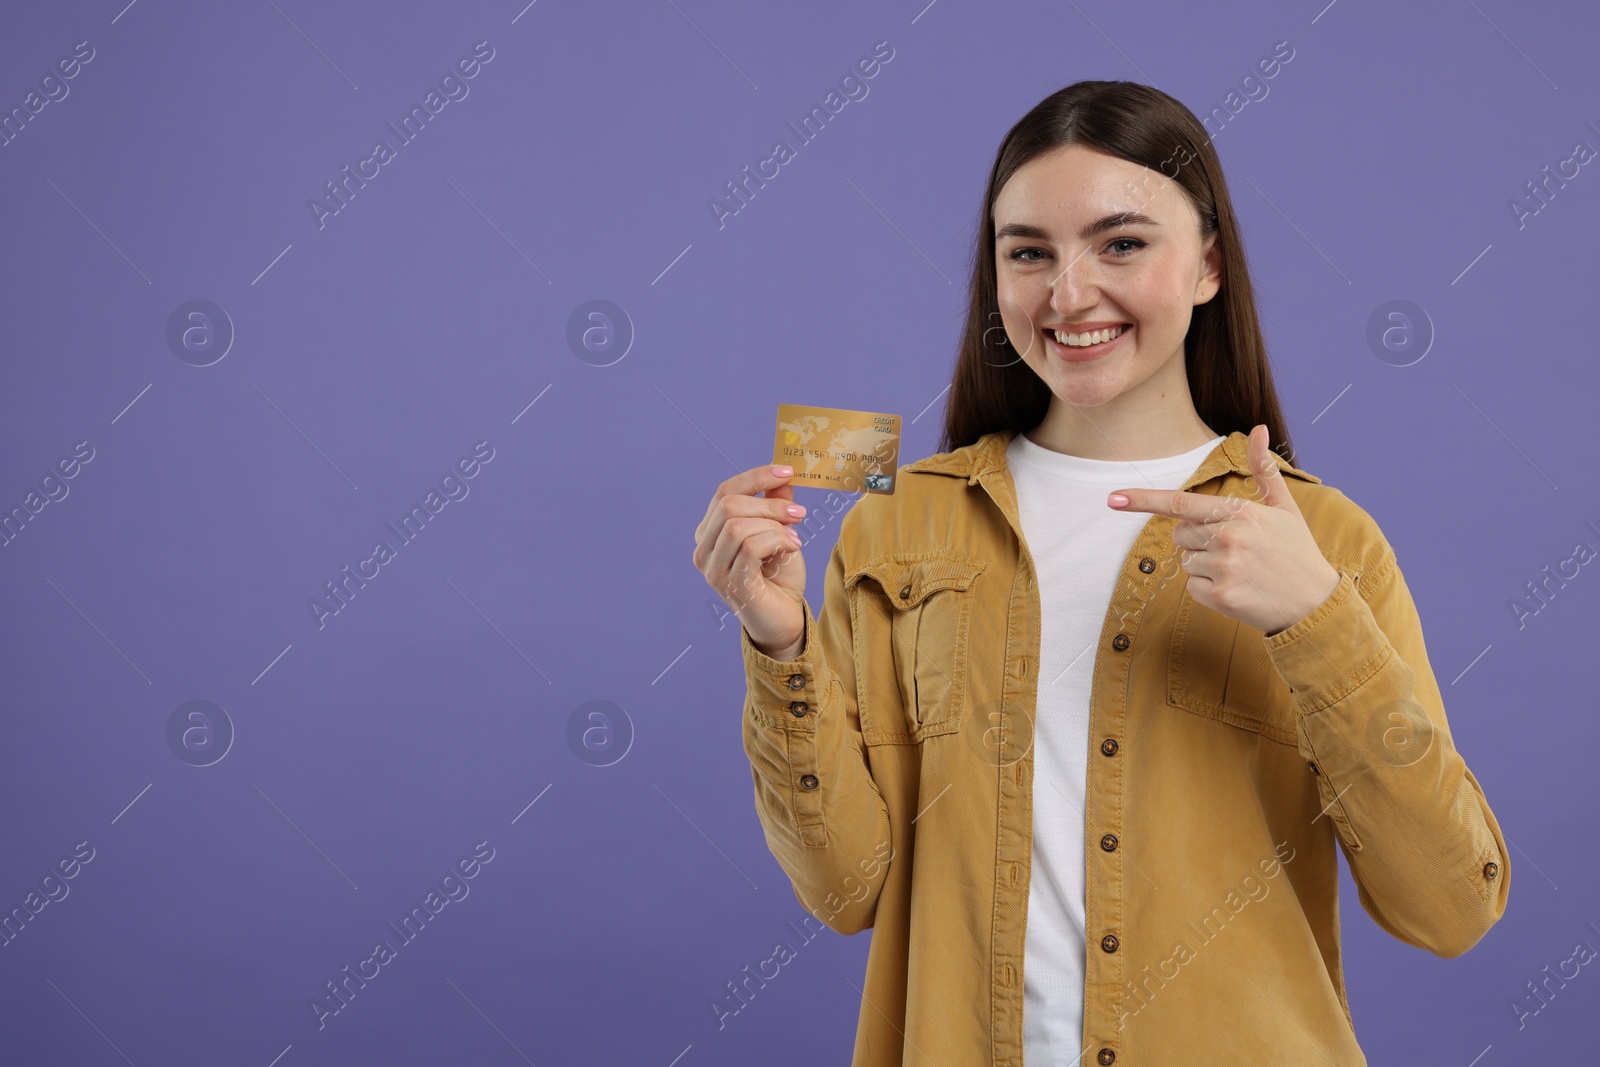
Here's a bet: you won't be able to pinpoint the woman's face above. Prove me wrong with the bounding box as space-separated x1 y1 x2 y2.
992 143 1221 413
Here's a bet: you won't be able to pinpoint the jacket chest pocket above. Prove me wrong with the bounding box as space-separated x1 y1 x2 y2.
1165 589 1297 745
847 554 985 744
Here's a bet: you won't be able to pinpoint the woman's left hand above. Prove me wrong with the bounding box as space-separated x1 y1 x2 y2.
1106 424 1342 637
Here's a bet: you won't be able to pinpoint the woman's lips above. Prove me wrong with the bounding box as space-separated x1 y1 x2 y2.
1045 324 1130 362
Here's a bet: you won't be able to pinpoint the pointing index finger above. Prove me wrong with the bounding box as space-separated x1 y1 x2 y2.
1107 487 1247 521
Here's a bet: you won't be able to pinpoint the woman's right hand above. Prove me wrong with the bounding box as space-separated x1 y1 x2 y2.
694 464 808 661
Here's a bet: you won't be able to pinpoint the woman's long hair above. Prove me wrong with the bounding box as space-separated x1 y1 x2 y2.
938 80 1295 463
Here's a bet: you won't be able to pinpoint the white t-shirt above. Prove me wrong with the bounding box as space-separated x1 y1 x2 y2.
1006 429 1224 1066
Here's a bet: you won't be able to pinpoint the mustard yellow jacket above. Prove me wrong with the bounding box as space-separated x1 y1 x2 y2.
739 428 1509 1066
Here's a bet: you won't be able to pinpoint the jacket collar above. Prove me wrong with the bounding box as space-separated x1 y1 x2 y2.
901 428 1322 491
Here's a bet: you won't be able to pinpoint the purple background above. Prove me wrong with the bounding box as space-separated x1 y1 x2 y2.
1 0 1595 1063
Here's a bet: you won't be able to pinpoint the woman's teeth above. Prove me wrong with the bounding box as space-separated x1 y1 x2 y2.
1054 324 1127 347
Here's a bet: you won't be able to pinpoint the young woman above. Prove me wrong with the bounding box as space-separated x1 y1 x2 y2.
694 81 1509 1067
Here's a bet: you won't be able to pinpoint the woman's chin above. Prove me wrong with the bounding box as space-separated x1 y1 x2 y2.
1022 358 1133 409
1046 377 1125 409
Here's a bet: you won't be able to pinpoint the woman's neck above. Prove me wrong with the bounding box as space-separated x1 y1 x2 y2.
1024 404 1219 462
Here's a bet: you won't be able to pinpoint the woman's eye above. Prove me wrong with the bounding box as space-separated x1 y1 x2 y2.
1007 239 1144 262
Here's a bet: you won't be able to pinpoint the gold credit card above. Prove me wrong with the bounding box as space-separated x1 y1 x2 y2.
773 403 902 495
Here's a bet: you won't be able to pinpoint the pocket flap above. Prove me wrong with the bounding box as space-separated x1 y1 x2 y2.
847 555 985 610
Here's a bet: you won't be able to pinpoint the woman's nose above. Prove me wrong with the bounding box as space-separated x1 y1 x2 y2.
1049 263 1101 317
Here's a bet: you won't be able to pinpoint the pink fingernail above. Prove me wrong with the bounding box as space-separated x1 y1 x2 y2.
1108 493 1129 507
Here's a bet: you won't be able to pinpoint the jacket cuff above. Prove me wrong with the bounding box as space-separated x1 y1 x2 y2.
1264 568 1395 715
740 597 822 732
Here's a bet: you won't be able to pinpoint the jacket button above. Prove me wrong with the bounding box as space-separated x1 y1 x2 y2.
1097 1047 1116 1064
799 774 818 790
1308 761 1320 775
789 701 808 717
1101 933 1119 953
1101 833 1118 852
787 673 805 690
899 583 912 600
1111 634 1130 651
1484 860 1499 879
1139 557 1155 573
1101 738 1119 756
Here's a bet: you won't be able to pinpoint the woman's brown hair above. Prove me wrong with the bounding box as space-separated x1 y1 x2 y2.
938 80 1295 463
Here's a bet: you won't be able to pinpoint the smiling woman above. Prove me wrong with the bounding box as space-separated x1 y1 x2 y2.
705 79 1510 1067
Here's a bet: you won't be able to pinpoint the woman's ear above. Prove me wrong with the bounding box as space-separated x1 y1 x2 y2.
1194 233 1223 306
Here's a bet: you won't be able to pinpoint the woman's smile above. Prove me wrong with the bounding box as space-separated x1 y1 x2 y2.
1043 321 1131 362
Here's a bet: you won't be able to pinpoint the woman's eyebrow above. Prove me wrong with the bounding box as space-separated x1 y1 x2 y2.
995 211 1162 242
